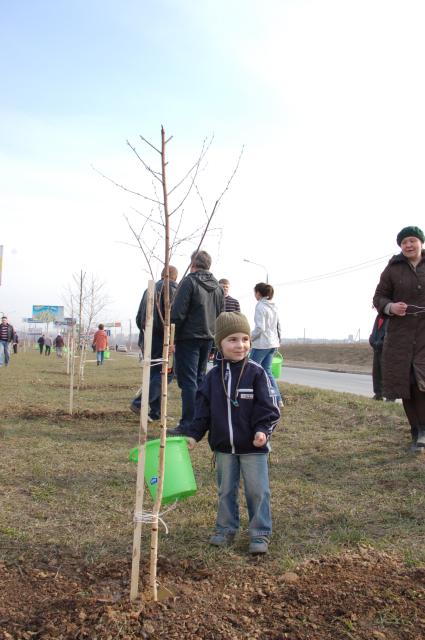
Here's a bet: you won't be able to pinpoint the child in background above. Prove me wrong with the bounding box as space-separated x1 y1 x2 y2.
183 312 280 554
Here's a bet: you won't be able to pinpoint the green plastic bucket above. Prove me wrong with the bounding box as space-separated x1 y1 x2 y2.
129 437 197 504
104 349 110 359
271 352 284 379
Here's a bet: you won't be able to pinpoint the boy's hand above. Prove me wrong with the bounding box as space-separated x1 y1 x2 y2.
253 432 267 447
186 437 197 451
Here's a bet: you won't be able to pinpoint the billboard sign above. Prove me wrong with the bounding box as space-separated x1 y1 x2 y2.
54 317 76 327
22 317 38 323
104 322 121 328
32 305 64 321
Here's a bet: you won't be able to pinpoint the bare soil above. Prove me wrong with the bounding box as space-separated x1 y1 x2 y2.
1 349 424 640
2 548 425 639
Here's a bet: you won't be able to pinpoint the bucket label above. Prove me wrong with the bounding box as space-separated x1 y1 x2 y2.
150 476 158 485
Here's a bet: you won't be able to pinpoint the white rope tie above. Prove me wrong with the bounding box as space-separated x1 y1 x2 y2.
133 501 178 534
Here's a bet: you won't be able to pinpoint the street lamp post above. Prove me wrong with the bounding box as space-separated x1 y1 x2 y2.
243 258 269 283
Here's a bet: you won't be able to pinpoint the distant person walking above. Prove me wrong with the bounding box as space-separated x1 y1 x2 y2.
219 279 241 312
37 335 45 355
373 226 425 453
92 324 109 366
0 316 14 367
44 336 52 355
250 282 284 407
53 334 64 357
369 312 389 401
12 332 19 355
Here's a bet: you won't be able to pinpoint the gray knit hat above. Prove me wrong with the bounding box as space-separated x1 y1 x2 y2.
396 226 425 246
215 312 251 350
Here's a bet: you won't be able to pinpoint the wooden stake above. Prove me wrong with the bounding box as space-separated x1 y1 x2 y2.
130 279 155 602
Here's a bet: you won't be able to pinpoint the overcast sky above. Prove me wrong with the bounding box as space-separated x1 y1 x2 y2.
1 0 425 339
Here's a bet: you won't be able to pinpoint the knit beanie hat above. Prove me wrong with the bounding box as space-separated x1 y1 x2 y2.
396 226 425 246
214 312 251 350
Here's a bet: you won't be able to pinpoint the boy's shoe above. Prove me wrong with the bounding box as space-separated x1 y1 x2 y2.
209 532 236 547
249 537 269 554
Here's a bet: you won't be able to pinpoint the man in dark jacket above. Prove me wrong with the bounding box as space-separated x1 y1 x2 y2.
132 266 178 421
168 250 224 435
0 316 14 367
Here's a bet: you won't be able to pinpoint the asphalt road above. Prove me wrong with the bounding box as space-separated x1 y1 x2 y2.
280 366 373 398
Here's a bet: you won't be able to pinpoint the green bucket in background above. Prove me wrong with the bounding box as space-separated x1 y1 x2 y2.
271 351 284 379
104 349 110 359
129 436 197 505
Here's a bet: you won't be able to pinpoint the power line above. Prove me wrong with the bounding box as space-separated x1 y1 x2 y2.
274 254 392 287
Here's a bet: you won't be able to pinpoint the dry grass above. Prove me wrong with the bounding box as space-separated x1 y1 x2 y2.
1 349 424 571
282 342 373 370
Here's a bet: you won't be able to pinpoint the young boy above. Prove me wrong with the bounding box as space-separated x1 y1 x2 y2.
183 311 281 554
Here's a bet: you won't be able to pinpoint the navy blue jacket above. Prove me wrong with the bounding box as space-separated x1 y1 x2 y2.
183 358 281 454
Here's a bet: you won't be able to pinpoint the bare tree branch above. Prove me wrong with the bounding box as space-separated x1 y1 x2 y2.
167 136 212 196
92 165 163 206
125 215 156 281
126 140 163 182
139 134 161 155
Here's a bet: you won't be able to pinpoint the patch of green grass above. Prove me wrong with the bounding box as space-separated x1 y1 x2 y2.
1 350 425 572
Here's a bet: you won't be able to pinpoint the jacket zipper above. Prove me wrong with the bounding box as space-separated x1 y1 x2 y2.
226 362 235 453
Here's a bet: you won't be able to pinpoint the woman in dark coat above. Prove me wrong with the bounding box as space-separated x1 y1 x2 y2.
373 226 425 452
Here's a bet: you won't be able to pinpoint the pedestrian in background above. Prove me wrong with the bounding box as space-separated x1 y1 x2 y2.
250 283 284 407
37 335 45 355
373 225 425 452
12 332 19 354
92 324 109 366
53 334 64 357
44 336 52 355
0 316 14 367
219 278 241 312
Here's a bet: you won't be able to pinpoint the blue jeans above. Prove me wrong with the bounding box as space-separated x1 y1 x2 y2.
175 338 212 429
215 452 272 538
0 340 10 366
132 333 173 419
250 348 282 402
96 350 105 364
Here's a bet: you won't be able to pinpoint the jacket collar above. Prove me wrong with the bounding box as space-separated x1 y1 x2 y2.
389 250 425 265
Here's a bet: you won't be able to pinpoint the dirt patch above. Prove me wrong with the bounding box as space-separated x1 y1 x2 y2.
1 548 424 639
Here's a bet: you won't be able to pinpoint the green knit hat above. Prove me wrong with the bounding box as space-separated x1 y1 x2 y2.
215 312 251 350
396 226 425 246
